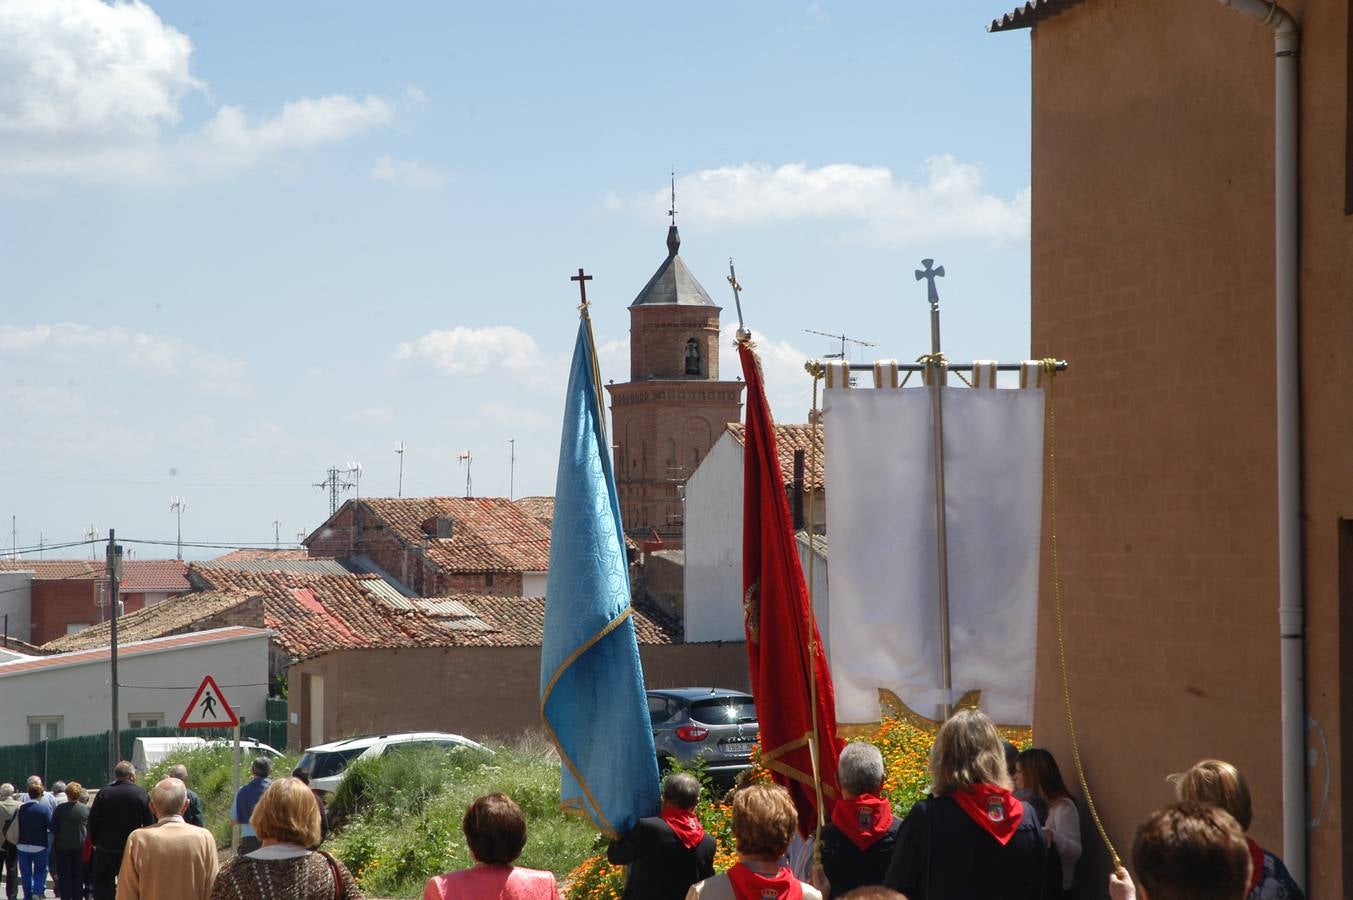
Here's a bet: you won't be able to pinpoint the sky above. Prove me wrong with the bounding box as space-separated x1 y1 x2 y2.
0 0 1032 560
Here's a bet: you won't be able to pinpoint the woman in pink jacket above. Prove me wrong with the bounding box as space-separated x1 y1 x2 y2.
423 793 559 900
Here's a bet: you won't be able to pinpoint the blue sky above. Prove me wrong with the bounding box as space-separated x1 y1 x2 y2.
0 0 1031 558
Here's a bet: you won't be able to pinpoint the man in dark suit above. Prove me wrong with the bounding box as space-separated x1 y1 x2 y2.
607 772 716 900
87 760 155 900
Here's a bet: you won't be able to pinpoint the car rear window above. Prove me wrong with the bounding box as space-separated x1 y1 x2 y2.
300 747 366 778
689 698 757 725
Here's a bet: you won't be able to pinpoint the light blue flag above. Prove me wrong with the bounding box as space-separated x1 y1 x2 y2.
540 315 660 837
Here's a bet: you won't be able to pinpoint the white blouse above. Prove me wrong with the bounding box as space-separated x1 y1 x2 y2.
1046 796 1082 890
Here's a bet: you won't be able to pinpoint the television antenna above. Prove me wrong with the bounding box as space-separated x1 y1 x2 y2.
395 442 406 497
271 518 281 550
346 461 363 499
169 496 188 560
84 524 98 560
803 328 877 362
457 451 473 498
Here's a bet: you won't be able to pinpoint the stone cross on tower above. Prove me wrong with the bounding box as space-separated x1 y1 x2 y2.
914 258 945 308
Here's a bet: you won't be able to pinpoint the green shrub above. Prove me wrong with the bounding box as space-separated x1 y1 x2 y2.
147 746 298 848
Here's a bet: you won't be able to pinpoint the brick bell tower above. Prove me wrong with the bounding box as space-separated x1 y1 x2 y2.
606 223 745 545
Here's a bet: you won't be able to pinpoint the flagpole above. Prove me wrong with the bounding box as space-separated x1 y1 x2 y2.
915 259 953 722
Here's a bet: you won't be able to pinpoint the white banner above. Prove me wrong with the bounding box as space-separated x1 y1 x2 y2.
825 384 1044 725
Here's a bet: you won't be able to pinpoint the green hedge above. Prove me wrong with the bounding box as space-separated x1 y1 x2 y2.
0 720 289 788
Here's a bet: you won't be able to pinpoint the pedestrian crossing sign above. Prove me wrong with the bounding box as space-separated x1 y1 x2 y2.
179 674 239 728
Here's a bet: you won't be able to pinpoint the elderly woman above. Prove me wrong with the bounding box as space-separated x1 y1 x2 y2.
423 792 558 899
50 781 89 900
819 742 902 898
883 709 1047 899
1016 748 1081 897
210 778 363 900
1170 759 1304 900
686 783 822 900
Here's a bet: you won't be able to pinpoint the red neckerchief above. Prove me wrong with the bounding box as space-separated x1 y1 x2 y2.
1246 838 1264 893
659 803 705 850
830 793 894 851
726 862 803 900
952 784 1024 846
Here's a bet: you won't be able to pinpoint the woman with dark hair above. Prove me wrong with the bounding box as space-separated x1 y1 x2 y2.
883 709 1046 899
423 793 558 899
1016 748 1081 897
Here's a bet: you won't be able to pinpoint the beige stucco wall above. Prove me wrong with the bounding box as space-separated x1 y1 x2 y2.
1026 0 1352 894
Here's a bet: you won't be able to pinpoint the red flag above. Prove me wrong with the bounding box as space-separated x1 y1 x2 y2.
738 341 841 837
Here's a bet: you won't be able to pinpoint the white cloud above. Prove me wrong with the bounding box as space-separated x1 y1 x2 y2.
392 326 543 376
631 156 1028 242
720 324 814 424
0 0 392 182
371 155 448 189
0 323 249 396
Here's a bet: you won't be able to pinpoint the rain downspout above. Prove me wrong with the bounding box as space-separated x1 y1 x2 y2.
1216 0 1305 888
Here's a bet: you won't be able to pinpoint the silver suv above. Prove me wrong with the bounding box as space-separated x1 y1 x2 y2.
649 688 758 785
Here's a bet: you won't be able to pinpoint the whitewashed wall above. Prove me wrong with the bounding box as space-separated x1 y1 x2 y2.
0 629 269 745
521 572 548 598
683 433 746 642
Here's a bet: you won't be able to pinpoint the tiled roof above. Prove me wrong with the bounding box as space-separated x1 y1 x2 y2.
448 595 681 648
726 423 825 490
3 627 266 677
195 558 351 577
988 0 1089 32
212 549 310 562
351 497 552 573
42 589 255 653
0 637 49 656
513 496 555 523
0 559 189 592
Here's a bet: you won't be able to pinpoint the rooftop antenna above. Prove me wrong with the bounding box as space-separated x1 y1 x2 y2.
168 496 188 560
346 461 363 499
803 328 877 362
295 527 307 545
272 518 281 550
396 442 405 497
457 451 473 498
84 524 97 560
508 439 516 500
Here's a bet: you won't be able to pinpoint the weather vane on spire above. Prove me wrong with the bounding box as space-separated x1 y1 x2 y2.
668 168 677 226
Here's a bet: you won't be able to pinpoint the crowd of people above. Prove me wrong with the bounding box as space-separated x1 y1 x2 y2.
0 713 1308 900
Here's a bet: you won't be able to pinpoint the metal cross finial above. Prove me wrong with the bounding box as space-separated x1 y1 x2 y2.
915 258 945 308
727 258 750 341
571 267 593 307
668 169 678 226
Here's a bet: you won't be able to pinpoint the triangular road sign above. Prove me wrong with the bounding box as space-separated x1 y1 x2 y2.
179 674 239 728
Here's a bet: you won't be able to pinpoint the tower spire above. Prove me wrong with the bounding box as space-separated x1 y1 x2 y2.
666 168 681 257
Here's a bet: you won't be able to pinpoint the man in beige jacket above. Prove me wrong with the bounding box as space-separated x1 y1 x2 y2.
117 777 218 900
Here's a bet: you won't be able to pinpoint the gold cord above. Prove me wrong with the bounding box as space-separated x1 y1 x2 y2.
1044 357 1121 869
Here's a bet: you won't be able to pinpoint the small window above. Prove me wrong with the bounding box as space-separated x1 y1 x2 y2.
28 716 62 743
685 338 702 375
128 714 163 730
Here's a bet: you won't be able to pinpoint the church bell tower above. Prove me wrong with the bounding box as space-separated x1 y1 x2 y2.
606 223 745 544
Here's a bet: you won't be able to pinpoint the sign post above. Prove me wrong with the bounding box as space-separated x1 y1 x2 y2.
178 675 242 850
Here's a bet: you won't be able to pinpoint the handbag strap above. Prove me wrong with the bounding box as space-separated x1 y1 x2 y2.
318 850 343 900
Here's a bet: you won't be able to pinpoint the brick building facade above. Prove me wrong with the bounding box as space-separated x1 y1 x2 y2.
989 0 1353 893
0 560 189 644
606 225 744 544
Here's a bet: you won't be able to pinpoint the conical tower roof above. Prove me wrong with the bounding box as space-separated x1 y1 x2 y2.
630 225 716 307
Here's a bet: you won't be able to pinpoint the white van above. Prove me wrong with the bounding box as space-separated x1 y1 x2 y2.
131 736 284 773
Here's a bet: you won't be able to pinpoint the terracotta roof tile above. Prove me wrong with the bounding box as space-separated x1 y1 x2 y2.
350 497 552 573
726 423 824 490
0 559 189 592
443 594 680 648
513 496 555 523
212 549 310 562
41 589 256 653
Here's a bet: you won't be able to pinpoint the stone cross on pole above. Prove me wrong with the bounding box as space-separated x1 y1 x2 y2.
571 267 593 308
914 258 945 309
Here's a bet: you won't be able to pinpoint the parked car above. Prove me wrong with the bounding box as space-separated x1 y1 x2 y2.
648 688 758 785
296 731 487 795
131 736 282 773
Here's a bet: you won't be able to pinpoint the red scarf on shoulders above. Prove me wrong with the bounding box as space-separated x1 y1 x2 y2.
727 863 803 900
1245 838 1264 893
659 803 705 850
830 794 894 851
952 784 1024 846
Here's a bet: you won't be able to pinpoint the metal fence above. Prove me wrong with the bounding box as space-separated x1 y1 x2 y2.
0 720 289 788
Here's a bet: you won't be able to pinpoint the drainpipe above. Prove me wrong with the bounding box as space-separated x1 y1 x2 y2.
1216 0 1304 888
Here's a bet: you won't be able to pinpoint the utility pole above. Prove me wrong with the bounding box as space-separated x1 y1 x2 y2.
508 439 516 500
396 442 405 498
10 515 15 559
169 497 187 561
106 530 123 775
272 519 281 550
314 467 357 516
